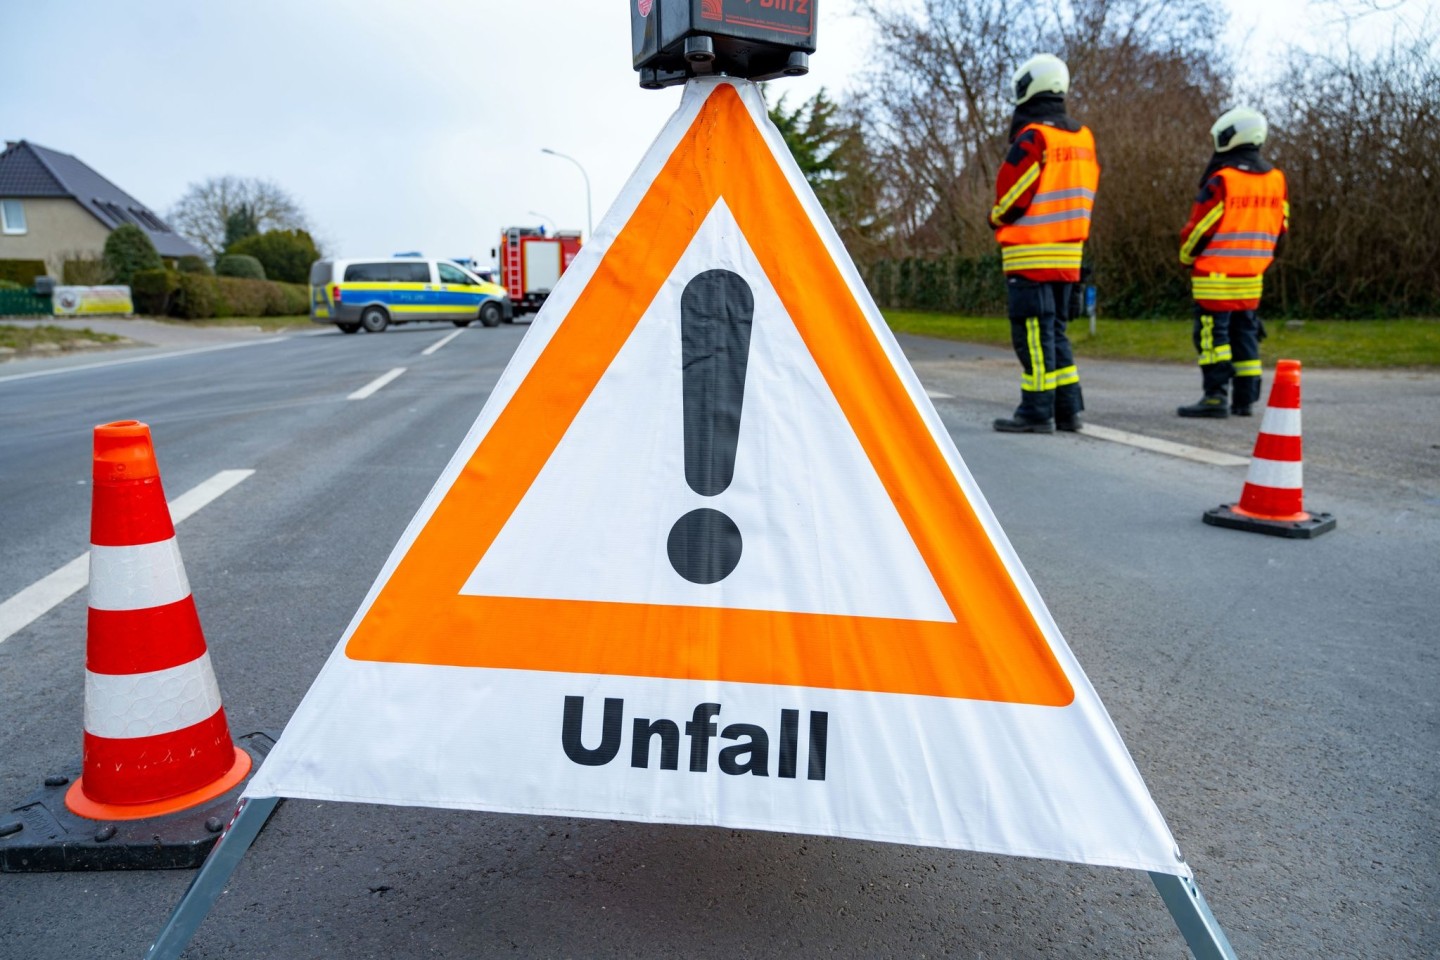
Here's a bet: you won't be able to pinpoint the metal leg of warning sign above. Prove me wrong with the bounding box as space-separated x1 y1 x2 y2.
145 796 279 960
1150 871 1239 960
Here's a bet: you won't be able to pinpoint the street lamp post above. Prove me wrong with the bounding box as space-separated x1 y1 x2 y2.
540 147 592 240
527 210 557 233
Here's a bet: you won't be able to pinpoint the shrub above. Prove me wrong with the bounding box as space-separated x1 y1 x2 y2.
174 272 217 319
166 274 309 319
103 224 163 285
62 257 110 285
215 277 278 316
0 279 23 290
215 254 265 280
277 282 309 315
176 255 213 275
0 259 47 286
131 269 179 316
227 229 320 284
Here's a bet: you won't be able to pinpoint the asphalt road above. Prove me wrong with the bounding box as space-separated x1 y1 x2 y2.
0 321 1435 959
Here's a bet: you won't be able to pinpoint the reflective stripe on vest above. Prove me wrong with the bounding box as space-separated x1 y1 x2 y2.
997 124 1100 273
1001 243 1084 273
1193 167 1287 282
1192 273 1265 302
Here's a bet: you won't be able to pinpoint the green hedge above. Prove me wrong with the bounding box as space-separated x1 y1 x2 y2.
0 259 48 287
865 256 1009 317
164 273 305 322
174 273 215 318
131 269 178 316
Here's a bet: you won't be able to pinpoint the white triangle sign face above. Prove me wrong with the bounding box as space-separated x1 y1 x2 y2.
464 199 952 621
246 78 1186 877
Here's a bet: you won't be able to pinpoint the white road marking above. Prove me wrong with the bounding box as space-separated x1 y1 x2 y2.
0 469 254 645
1081 423 1250 467
421 329 464 356
348 367 406 400
0 337 288 385
925 389 955 400
168 469 254 524
0 555 89 647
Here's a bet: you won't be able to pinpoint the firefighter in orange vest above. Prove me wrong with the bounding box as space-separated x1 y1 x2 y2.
990 54 1100 433
1177 107 1289 417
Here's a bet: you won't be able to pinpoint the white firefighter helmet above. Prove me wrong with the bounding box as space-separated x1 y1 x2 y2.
1011 54 1069 105
1211 107 1268 152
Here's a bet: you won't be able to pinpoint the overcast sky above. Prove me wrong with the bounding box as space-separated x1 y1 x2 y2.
1 0 1426 266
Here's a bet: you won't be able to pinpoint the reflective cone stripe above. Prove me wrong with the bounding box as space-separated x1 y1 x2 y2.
1233 360 1309 521
67 420 249 820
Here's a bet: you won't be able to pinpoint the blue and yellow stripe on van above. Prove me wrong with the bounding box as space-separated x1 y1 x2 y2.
338 281 502 316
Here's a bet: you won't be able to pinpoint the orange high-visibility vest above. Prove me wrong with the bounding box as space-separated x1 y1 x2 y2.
995 124 1100 276
1191 167 1287 304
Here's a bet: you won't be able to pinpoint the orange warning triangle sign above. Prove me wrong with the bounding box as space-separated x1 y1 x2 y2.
345 81 1073 708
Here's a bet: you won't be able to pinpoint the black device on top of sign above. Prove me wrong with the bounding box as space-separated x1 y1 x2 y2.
632 0 816 89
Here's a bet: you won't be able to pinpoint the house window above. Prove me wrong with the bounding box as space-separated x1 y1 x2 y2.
1 200 26 235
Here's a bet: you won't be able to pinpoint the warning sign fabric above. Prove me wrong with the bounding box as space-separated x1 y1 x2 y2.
245 78 1185 876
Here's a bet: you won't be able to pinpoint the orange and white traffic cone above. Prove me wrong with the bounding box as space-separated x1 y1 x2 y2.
1203 359 1336 539
64 421 253 820
1 421 274 872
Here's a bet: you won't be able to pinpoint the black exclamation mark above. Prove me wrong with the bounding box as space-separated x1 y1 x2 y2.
667 269 754 585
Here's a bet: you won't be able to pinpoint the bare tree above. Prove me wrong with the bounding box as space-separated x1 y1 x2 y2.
854 0 1028 259
168 176 311 261
847 0 1232 313
1263 32 1440 315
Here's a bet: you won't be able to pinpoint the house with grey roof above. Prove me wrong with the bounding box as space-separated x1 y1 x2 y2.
0 140 202 278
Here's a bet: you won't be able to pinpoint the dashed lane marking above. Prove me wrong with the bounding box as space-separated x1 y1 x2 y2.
348 367 406 400
421 329 465 356
0 469 255 645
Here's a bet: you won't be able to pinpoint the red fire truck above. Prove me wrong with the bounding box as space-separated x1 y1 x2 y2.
494 227 583 316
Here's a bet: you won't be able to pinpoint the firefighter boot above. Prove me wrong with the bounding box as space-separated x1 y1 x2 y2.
994 415 1056 433
1177 396 1229 418
1231 374 1261 415
1055 384 1083 432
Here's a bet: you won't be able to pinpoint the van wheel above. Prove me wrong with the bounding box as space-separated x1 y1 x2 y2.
479 302 502 328
338 323 361 334
360 307 389 333
452 319 472 328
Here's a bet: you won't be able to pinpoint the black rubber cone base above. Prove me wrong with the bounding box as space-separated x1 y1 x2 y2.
1203 503 1337 539
0 731 278 872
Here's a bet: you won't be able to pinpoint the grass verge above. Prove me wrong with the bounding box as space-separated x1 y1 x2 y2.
156 315 317 331
883 311 1440 369
0 324 123 355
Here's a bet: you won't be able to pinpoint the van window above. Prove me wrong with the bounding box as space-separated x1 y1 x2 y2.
393 261 431 283
437 262 471 284
344 262 389 282
309 261 332 285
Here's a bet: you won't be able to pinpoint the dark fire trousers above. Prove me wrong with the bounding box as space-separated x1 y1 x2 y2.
1007 275 1084 423
1192 305 1263 407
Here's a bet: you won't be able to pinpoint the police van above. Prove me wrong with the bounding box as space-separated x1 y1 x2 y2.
308 256 513 333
